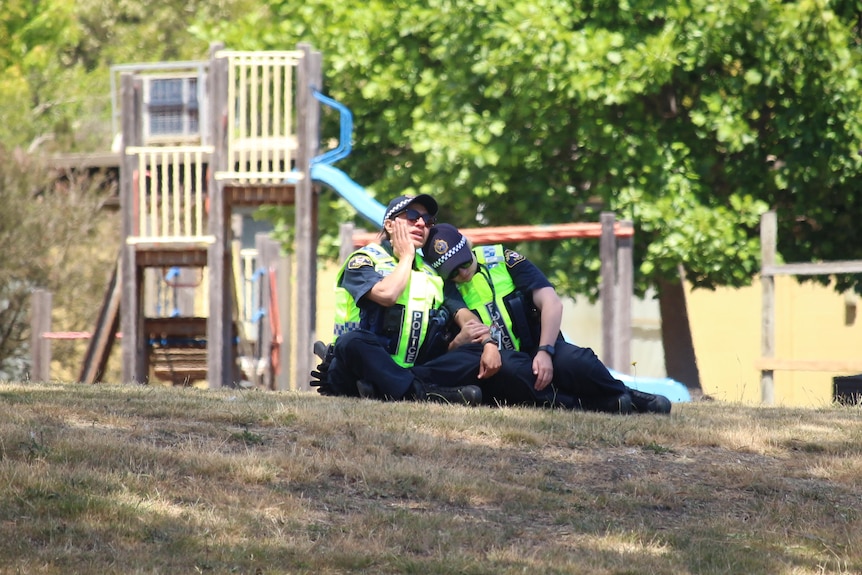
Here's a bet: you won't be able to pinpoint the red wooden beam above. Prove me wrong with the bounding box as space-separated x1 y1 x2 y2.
352 222 634 248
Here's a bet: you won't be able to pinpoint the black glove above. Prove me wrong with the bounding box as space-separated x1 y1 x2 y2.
309 341 338 395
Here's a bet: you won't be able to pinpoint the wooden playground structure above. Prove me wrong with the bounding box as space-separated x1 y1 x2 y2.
44 43 324 390
32 42 643 390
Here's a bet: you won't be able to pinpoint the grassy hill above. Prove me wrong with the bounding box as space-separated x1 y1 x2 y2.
1 381 860 574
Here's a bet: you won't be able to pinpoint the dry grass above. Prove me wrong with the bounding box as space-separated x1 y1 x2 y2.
1 381 861 574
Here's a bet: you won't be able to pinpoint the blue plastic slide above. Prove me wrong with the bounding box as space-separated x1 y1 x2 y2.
310 163 385 227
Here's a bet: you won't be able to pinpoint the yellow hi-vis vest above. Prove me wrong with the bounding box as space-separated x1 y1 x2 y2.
333 243 444 367
456 244 522 351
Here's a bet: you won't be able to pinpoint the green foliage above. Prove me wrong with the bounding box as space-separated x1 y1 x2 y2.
0 0 86 149
195 0 862 300
0 146 114 379
5 0 862 303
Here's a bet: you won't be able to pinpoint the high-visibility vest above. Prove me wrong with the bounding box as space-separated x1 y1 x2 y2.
456 244 523 351
333 243 444 367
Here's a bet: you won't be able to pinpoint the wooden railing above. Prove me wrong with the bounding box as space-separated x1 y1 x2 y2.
125 145 213 243
216 50 302 184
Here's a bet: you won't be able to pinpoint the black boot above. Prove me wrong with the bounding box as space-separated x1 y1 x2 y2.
629 389 672 414
580 392 633 415
409 379 482 406
356 379 378 399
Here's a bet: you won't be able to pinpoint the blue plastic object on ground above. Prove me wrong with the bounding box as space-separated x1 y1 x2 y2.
609 368 692 403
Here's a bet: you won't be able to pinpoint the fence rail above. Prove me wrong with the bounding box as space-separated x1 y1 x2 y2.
216 50 302 183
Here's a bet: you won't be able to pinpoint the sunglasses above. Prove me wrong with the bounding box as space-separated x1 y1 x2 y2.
448 258 474 281
396 208 436 226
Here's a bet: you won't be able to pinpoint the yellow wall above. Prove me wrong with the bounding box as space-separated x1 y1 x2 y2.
688 278 862 407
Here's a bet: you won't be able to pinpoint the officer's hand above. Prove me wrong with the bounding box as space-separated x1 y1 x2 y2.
478 344 501 379
390 218 416 260
450 319 489 348
532 352 554 391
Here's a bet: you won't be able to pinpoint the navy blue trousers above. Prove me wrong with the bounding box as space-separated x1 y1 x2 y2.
481 342 628 408
329 329 486 400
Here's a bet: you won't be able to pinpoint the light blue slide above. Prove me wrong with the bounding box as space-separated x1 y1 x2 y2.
311 163 385 227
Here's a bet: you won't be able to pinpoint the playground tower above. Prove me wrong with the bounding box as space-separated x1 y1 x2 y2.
104 42 321 389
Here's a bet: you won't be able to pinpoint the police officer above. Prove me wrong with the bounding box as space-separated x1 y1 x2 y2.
312 196 499 405
424 223 672 414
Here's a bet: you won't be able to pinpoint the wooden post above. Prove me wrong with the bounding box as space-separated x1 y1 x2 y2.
615 220 633 374
120 72 146 383
207 42 233 388
257 233 284 390
29 289 52 382
339 223 355 263
294 44 322 393
600 212 617 369
760 211 776 405
276 248 292 390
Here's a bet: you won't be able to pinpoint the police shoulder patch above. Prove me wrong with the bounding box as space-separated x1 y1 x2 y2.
504 249 526 267
347 254 374 270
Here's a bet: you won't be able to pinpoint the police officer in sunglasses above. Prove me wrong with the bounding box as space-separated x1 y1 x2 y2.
311 195 501 405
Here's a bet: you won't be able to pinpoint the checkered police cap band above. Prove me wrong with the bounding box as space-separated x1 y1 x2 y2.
384 197 414 221
383 194 438 223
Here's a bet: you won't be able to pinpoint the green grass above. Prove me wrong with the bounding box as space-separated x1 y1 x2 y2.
0 381 860 574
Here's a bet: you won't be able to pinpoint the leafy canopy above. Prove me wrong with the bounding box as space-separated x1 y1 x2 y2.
206 0 862 298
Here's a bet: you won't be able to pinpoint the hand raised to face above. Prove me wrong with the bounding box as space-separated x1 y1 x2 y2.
389 216 419 260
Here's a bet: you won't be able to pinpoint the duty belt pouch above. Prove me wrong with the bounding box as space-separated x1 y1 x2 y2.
382 304 405 355
503 291 540 354
416 308 451 365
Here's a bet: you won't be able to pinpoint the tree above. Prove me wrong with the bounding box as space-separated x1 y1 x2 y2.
0 145 114 380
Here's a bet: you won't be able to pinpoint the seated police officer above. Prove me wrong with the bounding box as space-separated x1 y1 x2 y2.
424 223 672 414
311 196 500 405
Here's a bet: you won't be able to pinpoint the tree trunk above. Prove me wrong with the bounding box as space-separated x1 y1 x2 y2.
658 269 704 398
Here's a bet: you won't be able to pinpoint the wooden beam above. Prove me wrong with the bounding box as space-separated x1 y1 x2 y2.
79 256 122 384
29 290 52 382
294 43 321 394
207 41 231 388
600 213 616 370
755 358 862 373
120 73 145 384
615 220 633 374
352 221 635 248
762 261 862 277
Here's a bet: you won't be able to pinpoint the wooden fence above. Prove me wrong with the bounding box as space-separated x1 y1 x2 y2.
758 210 862 404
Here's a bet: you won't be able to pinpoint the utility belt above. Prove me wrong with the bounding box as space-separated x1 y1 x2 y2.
502 291 541 355
380 304 450 365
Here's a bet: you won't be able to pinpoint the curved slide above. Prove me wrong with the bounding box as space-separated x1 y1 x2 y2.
310 163 385 227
